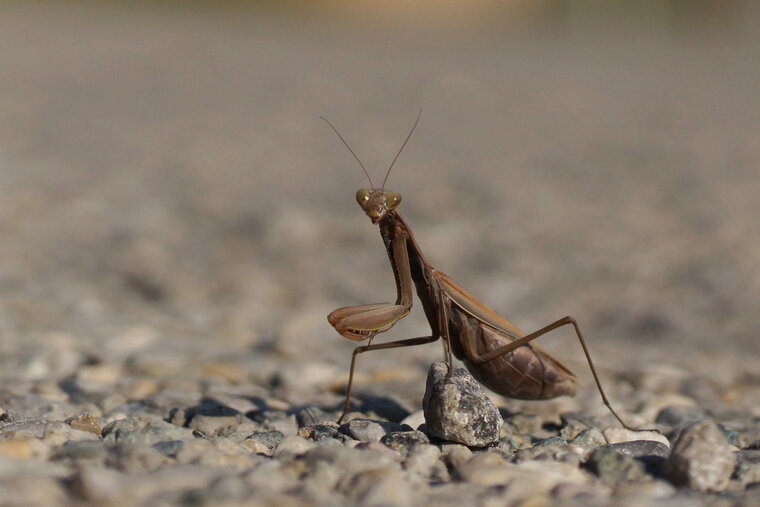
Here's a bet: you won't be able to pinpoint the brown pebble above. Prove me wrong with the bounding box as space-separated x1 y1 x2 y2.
69 414 103 435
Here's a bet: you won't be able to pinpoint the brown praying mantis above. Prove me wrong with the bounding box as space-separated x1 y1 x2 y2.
323 112 639 430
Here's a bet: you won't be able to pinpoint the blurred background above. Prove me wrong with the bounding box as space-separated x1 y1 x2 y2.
1 1 758 412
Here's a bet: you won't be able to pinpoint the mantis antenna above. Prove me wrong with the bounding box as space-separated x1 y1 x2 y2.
381 109 422 190
320 116 374 188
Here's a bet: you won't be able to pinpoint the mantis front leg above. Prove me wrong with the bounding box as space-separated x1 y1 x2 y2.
329 232 430 421
328 232 415 341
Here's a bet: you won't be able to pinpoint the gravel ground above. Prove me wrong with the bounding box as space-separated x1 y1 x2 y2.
1 2 760 505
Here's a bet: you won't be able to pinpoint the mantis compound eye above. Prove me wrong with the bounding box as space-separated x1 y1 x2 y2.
356 189 371 204
385 192 402 210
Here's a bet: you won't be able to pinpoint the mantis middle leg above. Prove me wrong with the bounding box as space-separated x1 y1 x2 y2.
338 335 439 423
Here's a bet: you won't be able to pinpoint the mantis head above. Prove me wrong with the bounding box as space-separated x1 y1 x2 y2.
321 110 421 224
356 188 401 224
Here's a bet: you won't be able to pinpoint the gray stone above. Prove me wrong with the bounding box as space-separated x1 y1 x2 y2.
273 435 316 457
735 450 760 488
105 443 168 473
571 427 607 450
70 465 129 504
603 428 671 447
717 422 741 447
516 443 583 466
42 421 100 446
559 412 594 441
400 410 426 431
453 452 511 486
173 438 252 468
102 416 195 445
503 413 544 435
303 444 400 475
655 405 707 428
0 475 67 507
52 440 107 462
380 430 430 455
422 362 502 447
665 419 737 492
605 440 671 460
603 440 671 477
152 440 184 457
341 467 412 507
441 444 473 470
253 410 298 436
345 419 400 442
534 435 567 447
403 444 448 483
122 465 230 502
493 437 518 457
585 447 648 486
187 413 242 437
295 406 331 427
298 423 349 442
247 430 285 450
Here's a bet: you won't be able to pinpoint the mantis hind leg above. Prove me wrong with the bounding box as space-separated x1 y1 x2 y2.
460 315 646 431
338 335 439 424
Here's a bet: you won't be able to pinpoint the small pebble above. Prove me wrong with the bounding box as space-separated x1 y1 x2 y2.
400 410 425 431
253 411 298 437
43 422 100 446
102 416 195 445
655 404 707 428
187 413 242 437
665 419 737 492
295 406 331 427
585 447 647 486
559 412 594 440
380 431 430 456
403 444 448 483
516 443 583 466
503 413 544 435
152 440 184 457
422 362 502 447
299 423 350 442
603 428 670 448
345 419 399 442
571 427 607 450
70 465 127 503
68 413 102 435
534 435 567 447
454 452 510 486
273 435 317 457
735 450 760 488
53 440 107 462
441 444 473 470
303 444 399 474
343 467 412 507
242 439 272 456
247 430 285 450
604 440 671 460
0 434 51 460
105 443 168 473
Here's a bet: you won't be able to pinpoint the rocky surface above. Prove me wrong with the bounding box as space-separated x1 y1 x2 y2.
1 2 760 506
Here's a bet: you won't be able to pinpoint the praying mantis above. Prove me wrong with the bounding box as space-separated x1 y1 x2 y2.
323 112 638 429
